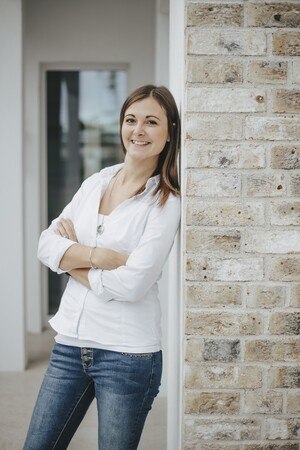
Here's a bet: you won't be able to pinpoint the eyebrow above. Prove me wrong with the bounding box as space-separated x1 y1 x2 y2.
124 113 161 121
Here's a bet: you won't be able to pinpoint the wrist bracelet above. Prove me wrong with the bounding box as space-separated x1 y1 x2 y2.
89 247 98 269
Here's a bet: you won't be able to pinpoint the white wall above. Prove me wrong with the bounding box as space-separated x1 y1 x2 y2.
155 0 169 85
168 0 185 448
23 0 156 333
0 0 26 371
155 0 170 398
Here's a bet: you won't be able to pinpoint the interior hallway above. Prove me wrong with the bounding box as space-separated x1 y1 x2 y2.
0 329 167 449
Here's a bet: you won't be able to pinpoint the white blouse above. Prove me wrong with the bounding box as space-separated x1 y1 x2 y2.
38 162 181 353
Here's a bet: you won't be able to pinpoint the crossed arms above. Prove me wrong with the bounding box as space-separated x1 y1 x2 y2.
55 217 128 289
37 177 180 303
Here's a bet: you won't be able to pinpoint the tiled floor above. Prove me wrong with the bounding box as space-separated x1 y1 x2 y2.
0 329 167 449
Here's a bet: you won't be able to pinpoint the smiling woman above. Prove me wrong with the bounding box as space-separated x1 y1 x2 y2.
23 85 181 450
119 84 180 207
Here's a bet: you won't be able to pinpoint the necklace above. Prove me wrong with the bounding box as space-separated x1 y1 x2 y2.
97 172 121 235
108 169 122 199
108 168 147 200
97 214 105 235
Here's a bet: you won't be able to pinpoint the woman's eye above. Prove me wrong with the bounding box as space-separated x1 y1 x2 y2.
124 118 158 125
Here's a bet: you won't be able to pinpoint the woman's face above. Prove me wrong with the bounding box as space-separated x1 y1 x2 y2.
121 97 170 165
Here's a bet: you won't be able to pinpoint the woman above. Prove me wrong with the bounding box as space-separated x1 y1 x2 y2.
23 84 181 450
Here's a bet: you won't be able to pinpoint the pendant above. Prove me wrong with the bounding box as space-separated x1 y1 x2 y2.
97 224 104 235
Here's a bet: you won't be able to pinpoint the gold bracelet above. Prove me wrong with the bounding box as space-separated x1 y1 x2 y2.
89 247 98 269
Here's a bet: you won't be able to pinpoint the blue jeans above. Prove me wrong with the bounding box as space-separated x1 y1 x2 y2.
23 343 162 450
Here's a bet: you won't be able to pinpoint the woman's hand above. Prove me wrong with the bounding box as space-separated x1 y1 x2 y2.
55 218 78 242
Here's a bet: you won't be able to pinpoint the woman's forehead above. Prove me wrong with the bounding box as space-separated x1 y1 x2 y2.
125 97 167 118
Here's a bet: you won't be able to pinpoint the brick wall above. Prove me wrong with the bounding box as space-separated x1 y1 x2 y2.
183 1 300 448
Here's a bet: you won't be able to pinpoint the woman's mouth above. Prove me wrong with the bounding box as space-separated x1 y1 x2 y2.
131 140 150 146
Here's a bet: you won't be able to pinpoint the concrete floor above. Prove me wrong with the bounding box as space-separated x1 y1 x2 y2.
0 329 167 449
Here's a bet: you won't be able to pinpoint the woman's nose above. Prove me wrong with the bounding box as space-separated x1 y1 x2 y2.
133 122 145 135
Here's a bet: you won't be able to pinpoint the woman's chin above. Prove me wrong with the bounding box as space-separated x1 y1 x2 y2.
127 151 148 161
125 150 160 165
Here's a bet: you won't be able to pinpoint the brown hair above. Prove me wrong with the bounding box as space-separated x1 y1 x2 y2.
119 84 181 207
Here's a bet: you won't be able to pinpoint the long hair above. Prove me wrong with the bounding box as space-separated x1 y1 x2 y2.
119 84 181 207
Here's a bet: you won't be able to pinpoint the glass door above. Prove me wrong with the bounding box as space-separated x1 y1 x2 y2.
46 69 127 314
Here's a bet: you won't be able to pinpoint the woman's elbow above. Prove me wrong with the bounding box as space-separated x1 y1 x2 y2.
37 233 56 271
37 235 46 264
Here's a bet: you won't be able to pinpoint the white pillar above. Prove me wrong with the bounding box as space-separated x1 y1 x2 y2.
168 0 185 448
0 0 26 371
155 0 170 400
155 0 169 86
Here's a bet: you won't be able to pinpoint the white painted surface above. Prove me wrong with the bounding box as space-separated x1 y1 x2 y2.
23 0 156 332
155 0 169 86
0 0 26 371
168 0 185 448
155 0 170 399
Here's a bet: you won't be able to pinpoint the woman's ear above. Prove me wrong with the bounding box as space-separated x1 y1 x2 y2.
167 123 176 142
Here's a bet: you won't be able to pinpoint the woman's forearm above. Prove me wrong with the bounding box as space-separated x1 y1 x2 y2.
59 243 90 271
59 244 128 271
94 248 128 270
68 268 90 288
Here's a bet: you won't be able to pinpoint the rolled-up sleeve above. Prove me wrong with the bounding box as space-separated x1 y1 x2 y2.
38 228 78 274
88 195 181 302
37 173 97 274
